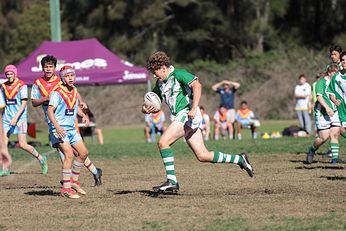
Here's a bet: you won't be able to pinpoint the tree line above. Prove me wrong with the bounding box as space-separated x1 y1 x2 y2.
1 0 346 68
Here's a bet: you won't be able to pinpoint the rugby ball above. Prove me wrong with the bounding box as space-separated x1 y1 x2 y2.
144 92 161 111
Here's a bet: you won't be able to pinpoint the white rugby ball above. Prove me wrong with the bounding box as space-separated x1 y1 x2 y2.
144 92 161 111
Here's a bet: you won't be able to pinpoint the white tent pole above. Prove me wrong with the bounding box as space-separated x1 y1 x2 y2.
147 79 151 92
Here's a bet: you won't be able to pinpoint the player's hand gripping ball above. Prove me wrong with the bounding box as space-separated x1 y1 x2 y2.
144 92 161 112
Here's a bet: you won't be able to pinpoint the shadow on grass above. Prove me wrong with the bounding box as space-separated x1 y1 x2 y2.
320 175 346 181
289 160 329 164
110 189 179 198
5 185 58 190
295 165 345 170
24 189 60 196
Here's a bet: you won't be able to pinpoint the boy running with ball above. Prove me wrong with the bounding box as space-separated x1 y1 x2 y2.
142 51 254 192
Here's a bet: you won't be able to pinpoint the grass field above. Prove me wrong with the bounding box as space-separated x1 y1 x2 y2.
0 120 346 231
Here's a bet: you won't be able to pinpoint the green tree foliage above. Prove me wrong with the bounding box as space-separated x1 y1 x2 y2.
1 0 346 67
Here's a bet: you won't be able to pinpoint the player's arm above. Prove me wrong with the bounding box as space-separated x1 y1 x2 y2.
77 106 90 127
10 99 28 126
47 105 66 138
32 97 49 107
188 79 202 119
317 95 334 116
329 94 341 106
31 84 49 107
77 93 88 109
143 81 161 114
227 80 240 89
212 80 226 91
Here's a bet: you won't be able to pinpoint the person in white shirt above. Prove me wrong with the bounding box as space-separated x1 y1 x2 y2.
199 106 210 141
294 74 312 135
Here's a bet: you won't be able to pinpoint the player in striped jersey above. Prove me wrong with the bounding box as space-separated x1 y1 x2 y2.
327 51 346 163
0 64 48 174
31 55 102 185
307 64 340 164
143 51 254 193
48 65 90 198
325 45 343 71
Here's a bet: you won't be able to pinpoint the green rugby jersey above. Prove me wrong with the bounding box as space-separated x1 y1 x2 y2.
152 66 197 115
314 77 335 116
327 72 346 122
325 62 343 72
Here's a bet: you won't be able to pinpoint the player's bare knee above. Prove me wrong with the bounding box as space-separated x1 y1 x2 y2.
195 151 210 162
64 152 74 161
17 141 27 150
157 137 168 149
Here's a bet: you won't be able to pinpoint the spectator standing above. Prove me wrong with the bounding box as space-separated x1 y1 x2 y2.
212 80 240 139
294 74 312 135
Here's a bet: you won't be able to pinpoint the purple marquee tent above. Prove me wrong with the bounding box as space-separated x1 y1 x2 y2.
1 38 149 85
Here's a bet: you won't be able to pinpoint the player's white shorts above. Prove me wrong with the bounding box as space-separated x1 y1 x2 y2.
49 129 82 148
172 107 202 129
315 111 340 131
3 121 27 135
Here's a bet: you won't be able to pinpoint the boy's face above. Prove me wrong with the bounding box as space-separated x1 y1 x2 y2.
241 103 248 109
5 71 15 83
219 106 227 114
330 50 340 63
152 66 169 81
299 77 306 85
63 73 75 87
328 71 337 77
341 55 346 68
43 63 56 78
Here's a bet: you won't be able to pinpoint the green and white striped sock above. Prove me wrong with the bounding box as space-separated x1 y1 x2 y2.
330 142 339 159
212 151 242 164
160 148 177 184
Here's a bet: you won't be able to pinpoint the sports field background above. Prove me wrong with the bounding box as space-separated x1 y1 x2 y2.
1 120 346 230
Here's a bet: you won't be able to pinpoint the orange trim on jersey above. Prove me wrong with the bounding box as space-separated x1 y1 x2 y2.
34 75 62 97
152 110 163 124
236 108 253 119
56 86 78 109
2 79 25 99
218 110 227 122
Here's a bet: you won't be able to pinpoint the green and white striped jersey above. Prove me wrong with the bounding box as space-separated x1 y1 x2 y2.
152 66 197 115
314 77 335 116
327 72 346 122
325 62 343 72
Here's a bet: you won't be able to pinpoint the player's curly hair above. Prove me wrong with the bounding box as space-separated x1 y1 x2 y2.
146 51 171 72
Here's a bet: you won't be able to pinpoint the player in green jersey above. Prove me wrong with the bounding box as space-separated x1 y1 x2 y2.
325 45 342 71
307 64 340 164
328 51 346 163
142 51 254 192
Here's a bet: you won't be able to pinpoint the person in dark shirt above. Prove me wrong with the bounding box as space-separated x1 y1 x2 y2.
78 105 104 145
212 80 240 139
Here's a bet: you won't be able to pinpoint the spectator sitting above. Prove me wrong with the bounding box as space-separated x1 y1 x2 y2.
77 105 104 145
235 101 260 140
144 110 166 143
200 106 210 141
214 105 232 140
